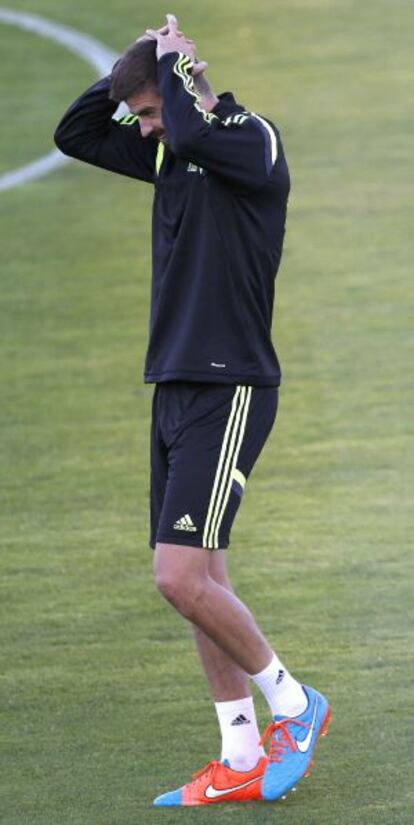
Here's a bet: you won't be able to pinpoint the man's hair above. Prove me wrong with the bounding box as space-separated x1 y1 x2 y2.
109 39 158 102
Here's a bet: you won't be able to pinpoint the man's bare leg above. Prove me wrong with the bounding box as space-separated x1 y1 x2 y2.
191 549 266 770
153 541 329 804
154 542 272 674
192 549 251 701
154 542 306 717
153 542 306 767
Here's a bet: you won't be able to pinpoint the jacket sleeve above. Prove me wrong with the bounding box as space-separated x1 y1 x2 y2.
157 53 278 189
54 76 157 183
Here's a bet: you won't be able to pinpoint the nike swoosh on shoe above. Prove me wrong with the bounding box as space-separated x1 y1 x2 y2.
297 698 318 753
205 776 261 799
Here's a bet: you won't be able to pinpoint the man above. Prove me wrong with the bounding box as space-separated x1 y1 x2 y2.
54 14 330 807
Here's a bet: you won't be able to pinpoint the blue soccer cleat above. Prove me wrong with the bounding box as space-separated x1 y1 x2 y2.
260 685 331 801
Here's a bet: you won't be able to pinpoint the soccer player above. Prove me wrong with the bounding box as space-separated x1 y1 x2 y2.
54 14 330 806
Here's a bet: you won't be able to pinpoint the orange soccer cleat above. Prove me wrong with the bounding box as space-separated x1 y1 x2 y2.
153 756 268 806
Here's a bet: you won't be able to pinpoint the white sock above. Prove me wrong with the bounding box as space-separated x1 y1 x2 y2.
214 696 265 772
250 653 307 718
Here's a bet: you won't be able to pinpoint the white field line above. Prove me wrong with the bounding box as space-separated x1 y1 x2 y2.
0 8 127 191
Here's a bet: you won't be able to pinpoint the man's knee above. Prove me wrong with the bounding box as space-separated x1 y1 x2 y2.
154 567 183 607
155 568 206 618
154 543 207 619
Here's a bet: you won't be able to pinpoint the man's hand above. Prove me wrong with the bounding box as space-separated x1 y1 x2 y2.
145 14 208 78
146 14 199 64
136 21 169 45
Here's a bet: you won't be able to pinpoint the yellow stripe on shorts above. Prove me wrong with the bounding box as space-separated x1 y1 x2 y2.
203 385 252 549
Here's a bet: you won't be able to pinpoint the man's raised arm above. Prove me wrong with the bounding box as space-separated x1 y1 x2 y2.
148 15 279 189
54 43 158 184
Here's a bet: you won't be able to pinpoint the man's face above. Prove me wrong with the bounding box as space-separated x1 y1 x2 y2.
126 87 166 141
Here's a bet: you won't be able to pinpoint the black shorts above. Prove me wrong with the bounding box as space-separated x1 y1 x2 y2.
150 381 278 550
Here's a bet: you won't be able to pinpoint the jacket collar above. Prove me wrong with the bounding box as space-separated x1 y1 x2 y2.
211 92 245 118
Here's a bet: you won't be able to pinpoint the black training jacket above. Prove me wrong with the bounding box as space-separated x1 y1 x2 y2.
54 52 290 386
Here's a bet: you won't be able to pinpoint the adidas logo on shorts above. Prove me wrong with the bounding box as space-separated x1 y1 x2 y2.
173 514 197 532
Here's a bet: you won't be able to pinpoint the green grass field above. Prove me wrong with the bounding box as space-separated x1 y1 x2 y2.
1 0 413 822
